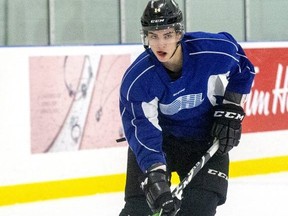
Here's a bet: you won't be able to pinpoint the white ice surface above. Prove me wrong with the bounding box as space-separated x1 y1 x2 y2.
0 172 287 216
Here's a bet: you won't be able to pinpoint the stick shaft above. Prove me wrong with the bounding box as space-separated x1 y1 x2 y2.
151 139 220 216
172 139 220 199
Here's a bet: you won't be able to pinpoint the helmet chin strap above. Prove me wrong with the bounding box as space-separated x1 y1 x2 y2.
169 41 180 59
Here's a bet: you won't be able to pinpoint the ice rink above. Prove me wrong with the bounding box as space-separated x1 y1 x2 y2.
0 172 287 216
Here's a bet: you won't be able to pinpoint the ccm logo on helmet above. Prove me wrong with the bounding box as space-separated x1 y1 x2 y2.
214 111 244 121
150 19 164 23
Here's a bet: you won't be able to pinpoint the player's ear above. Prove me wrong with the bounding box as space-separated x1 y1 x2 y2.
176 32 182 40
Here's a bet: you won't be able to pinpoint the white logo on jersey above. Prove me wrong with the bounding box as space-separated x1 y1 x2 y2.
159 93 204 115
173 88 186 97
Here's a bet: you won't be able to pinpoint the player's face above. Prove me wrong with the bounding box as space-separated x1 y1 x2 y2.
147 29 181 62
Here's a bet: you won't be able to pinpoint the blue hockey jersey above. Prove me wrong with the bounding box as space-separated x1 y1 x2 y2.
119 31 255 172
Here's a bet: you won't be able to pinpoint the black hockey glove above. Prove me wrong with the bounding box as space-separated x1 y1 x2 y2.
211 103 245 155
140 165 180 215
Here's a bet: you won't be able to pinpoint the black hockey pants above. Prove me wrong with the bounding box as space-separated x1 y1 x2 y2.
119 135 229 216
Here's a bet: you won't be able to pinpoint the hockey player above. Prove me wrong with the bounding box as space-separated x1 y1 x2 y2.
119 0 255 215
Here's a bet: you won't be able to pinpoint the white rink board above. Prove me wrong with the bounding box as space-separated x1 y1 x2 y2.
0 43 288 187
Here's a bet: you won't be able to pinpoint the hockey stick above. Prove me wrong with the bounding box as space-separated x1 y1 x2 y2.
152 138 220 216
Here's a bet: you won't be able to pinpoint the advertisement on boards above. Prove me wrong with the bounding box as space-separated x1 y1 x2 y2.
244 48 288 132
29 46 288 153
29 54 130 153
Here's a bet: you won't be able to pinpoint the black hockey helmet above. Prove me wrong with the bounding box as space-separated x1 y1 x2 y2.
140 0 184 47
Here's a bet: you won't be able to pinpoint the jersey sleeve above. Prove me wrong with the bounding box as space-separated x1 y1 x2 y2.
119 67 166 172
220 32 256 95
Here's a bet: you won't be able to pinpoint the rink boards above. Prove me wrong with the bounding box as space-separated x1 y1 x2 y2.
0 42 287 206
